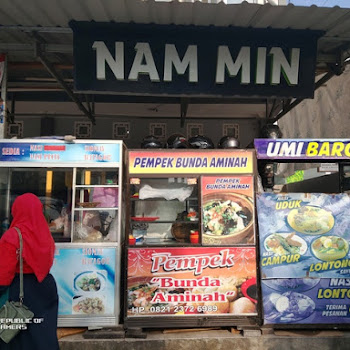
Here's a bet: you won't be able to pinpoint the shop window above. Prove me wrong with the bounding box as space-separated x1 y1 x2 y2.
149 123 166 140
113 122 130 139
7 121 23 138
187 123 203 138
74 122 92 139
223 123 239 139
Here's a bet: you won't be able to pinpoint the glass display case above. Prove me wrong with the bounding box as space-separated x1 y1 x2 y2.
129 177 199 245
1 167 121 243
0 139 125 327
72 168 120 243
125 149 259 329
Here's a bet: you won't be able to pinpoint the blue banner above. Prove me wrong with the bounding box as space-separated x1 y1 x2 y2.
50 246 116 316
254 138 350 160
262 278 350 324
257 193 350 278
0 142 120 163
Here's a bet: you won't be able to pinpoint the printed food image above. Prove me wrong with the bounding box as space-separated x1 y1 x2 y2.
187 276 256 315
203 200 250 236
202 193 254 244
127 278 186 314
287 206 334 235
263 291 315 323
311 236 349 261
127 276 257 315
74 271 105 292
128 280 159 310
263 278 320 292
72 296 105 314
229 297 256 314
264 233 307 256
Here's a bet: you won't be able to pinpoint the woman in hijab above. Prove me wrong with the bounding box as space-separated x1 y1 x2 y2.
0 193 59 349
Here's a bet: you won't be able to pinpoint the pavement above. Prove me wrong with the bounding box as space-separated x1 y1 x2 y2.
58 328 350 350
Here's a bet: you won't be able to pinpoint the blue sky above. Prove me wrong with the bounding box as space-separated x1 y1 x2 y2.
289 0 350 7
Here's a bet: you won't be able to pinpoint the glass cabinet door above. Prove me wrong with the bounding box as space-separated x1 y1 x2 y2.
0 167 121 243
72 168 120 243
129 177 199 245
0 167 73 241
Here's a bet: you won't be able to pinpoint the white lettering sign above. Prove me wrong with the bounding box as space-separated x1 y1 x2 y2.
92 41 124 80
92 41 301 86
216 46 250 84
164 44 198 83
128 43 160 82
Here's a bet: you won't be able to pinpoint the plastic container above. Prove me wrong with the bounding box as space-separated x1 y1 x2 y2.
129 236 136 245
190 230 199 244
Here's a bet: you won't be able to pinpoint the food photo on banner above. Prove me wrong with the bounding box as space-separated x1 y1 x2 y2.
261 278 350 324
50 247 116 316
256 192 350 324
127 247 257 317
201 176 255 246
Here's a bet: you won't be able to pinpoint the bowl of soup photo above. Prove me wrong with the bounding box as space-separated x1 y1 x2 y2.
311 235 349 261
202 193 254 245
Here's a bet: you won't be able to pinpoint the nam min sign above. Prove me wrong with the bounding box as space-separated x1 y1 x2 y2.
71 22 322 98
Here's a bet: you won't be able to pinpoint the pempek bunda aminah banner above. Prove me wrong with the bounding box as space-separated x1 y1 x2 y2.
127 247 257 317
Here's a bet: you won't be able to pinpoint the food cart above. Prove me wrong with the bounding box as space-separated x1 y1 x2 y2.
254 138 350 327
124 148 260 328
0 139 126 327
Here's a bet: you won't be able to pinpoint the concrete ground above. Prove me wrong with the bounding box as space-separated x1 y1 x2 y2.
58 328 350 350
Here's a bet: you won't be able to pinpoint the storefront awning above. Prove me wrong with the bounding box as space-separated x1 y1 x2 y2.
1 0 350 122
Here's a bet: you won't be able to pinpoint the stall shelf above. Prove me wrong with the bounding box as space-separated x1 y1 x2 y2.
124 148 260 328
254 138 350 328
0 139 126 327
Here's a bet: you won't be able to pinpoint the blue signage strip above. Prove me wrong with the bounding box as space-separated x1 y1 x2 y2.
257 193 350 279
0 142 120 163
262 278 350 325
254 138 350 160
50 246 116 316
71 22 321 98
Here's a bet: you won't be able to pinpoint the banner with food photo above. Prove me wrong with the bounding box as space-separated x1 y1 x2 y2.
127 247 257 317
201 176 255 245
257 193 350 278
261 278 350 324
50 246 116 316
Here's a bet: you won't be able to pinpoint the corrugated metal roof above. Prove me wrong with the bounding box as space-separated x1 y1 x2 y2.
1 1 350 53
1 0 350 108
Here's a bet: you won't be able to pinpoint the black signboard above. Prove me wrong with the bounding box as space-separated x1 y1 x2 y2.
71 21 322 98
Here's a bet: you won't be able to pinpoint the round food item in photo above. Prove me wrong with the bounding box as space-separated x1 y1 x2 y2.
287 206 334 235
202 192 254 245
229 297 256 314
311 235 349 261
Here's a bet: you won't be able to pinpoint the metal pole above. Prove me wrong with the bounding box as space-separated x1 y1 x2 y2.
37 51 96 124
0 54 7 138
270 71 335 124
29 32 96 125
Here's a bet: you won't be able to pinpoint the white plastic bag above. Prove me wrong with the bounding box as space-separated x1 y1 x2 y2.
139 184 193 201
